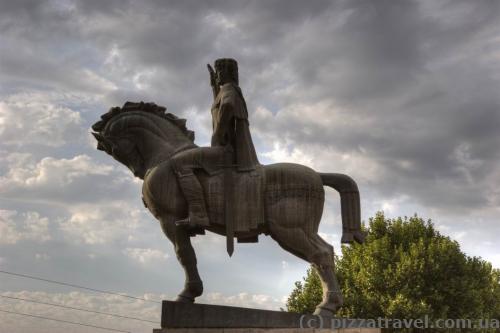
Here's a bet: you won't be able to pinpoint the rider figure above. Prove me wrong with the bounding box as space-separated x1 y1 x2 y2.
172 58 260 228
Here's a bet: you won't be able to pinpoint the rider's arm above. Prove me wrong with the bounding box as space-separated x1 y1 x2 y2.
212 96 235 146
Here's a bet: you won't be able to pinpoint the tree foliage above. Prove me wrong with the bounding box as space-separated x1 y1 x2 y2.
287 212 500 320
286 267 323 314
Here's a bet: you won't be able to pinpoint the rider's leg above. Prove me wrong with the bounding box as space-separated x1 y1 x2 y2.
171 150 210 227
175 169 210 227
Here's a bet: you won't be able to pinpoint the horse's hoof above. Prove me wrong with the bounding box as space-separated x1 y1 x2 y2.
185 281 203 296
175 280 203 303
341 231 366 244
313 306 335 317
175 294 195 303
314 290 343 317
313 300 341 317
353 230 366 244
341 233 354 244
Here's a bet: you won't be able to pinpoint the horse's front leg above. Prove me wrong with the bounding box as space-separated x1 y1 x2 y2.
159 216 203 302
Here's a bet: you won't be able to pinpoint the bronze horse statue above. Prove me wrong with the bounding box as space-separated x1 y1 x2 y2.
92 101 364 316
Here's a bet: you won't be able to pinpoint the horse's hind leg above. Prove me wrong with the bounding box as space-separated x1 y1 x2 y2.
309 235 343 316
159 215 203 302
268 221 343 316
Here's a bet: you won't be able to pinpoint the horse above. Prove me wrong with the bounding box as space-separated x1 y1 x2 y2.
92 101 364 316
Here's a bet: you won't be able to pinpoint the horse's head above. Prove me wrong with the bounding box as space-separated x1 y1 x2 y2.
92 101 195 179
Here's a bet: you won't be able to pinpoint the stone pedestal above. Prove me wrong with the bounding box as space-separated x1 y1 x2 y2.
153 301 381 333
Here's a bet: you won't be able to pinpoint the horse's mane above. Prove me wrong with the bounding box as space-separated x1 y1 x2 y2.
91 101 194 141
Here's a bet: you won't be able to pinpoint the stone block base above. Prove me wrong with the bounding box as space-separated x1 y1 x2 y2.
156 301 381 333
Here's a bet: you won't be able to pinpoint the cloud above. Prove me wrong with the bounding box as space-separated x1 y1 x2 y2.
35 253 50 260
0 42 116 94
200 291 285 311
241 0 500 216
0 291 161 333
4 154 112 187
0 4 500 332
59 203 145 245
0 210 51 245
0 289 288 333
0 93 83 147
123 248 169 264
0 154 137 204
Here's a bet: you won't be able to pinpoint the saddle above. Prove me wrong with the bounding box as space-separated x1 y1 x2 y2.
198 165 265 241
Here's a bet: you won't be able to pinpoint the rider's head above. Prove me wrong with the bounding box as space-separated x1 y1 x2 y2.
215 58 238 86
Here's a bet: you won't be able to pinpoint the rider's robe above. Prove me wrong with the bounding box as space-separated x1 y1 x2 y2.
211 82 260 171
210 83 263 240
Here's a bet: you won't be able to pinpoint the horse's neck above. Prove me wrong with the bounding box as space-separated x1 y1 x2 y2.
137 130 194 170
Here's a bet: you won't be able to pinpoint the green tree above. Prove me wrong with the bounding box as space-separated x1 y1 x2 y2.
286 267 323 314
492 269 500 318
287 212 500 320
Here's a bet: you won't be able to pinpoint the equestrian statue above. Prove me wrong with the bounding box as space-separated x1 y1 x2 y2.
92 58 364 316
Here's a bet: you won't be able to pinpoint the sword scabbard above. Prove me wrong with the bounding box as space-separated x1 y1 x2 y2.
224 149 234 256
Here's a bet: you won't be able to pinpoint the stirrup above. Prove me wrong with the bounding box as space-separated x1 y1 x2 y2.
175 218 191 227
175 216 210 228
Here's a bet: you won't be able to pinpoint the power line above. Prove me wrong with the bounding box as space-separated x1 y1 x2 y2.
0 308 132 333
0 270 161 304
0 294 159 324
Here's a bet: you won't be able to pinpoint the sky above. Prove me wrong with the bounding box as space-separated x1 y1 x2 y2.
1 0 499 332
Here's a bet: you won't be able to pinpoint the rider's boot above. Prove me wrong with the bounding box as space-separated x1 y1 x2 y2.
175 172 210 228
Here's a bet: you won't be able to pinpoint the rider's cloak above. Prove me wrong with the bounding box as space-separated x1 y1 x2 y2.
211 82 260 171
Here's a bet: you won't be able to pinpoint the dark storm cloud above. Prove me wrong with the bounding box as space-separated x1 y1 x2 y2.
1 0 498 213
0 0 333 109
244 0 500 213
1 0 499 211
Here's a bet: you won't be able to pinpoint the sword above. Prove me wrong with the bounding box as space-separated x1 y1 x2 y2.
223 147 235 256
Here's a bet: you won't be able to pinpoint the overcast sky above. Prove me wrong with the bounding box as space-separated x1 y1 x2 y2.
1 0 499 332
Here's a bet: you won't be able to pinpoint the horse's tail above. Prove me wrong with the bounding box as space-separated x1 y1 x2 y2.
319 173 364 244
